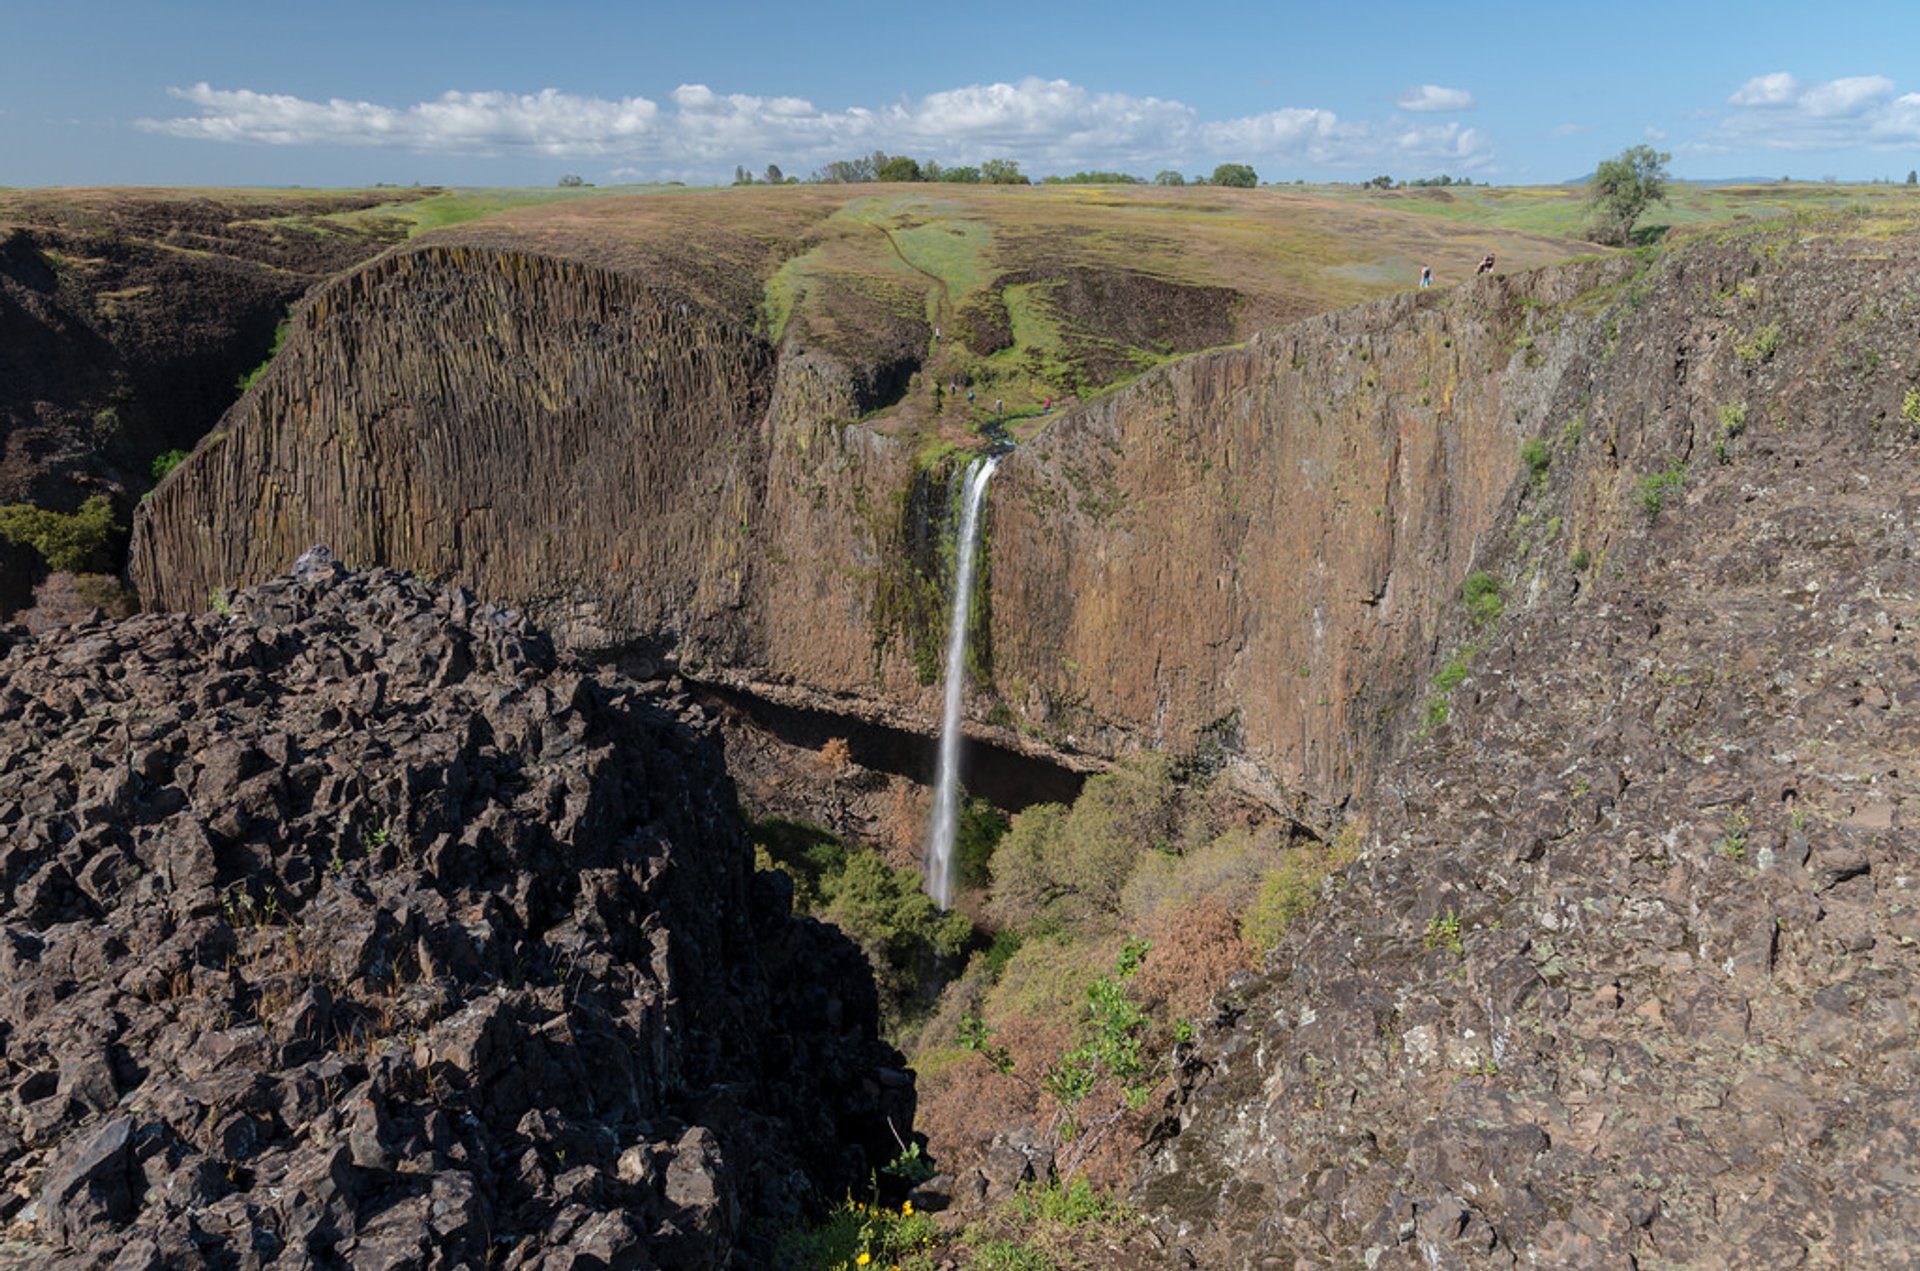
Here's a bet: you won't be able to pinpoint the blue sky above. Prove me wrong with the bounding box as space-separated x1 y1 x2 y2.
6 0 1920 187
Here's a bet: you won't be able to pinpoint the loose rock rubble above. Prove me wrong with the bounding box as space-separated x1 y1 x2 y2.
1136 225 1920 1267
0 549 911 1268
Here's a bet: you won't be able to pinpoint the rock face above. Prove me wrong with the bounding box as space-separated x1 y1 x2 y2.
0 190 415 614
0 552 909 1267
1133 225 1920 1264
988 259 1622 802
130 227 1628 810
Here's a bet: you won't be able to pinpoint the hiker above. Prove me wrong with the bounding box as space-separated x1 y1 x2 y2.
1419 265 1432 288
995 398 1003 417
1476 253 1496 276
1043 398 1052 414
967 389 975 404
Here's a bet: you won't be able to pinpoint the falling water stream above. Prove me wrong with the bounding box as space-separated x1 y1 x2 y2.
925 454 1000 909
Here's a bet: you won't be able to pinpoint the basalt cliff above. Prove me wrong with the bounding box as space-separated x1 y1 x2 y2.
129 195 1611 813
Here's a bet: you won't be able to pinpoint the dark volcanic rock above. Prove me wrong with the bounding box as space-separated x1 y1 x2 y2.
0 553 909 1267
1134 225 1920 1266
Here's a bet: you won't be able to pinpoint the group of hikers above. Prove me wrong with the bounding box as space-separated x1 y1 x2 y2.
1418 253 1497 289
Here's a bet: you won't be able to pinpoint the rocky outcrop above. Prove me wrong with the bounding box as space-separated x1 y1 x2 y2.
1133 224 1920 1265
0 190 416 614
0 551 909 1267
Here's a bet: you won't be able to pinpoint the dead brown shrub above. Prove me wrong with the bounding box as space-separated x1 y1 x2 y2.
20 571 139 632
817 735 853 773
1131 895 1250 1025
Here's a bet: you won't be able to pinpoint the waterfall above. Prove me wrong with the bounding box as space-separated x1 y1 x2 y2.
925 454 1000 909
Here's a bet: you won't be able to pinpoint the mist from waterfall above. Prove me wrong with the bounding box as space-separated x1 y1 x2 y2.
925 454 999 910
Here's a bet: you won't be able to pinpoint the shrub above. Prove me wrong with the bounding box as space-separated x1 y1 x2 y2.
150 449 189 482
1461 572 1503 625
752 816 848 911
1210 163 1258 188
1717 403 1747 437
1637 461 1687 518
0 495 123 573
1520 437 1551 483
1240 822 1361 954
956 796 1010 888
989 756 1178 932
1903 388 1920 434
1430 645 1476 694
1735 322 1780 365
1119 824 1276 932
236 314 293 392
823 851 974 1017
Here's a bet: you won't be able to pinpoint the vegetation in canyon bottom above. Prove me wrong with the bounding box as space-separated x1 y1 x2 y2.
759 752 1360 1266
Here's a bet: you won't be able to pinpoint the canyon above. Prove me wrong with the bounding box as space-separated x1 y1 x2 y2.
5 183 1918 1264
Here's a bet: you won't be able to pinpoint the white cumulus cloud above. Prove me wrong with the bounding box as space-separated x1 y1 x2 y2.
1397 85 1475 113
1800 75 1894 117
1729 72 1800 107
138 76 1495 179
1712 71 1916 152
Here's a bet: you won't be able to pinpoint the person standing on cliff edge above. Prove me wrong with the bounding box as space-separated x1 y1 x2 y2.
1419 264 1433 288
1476 253 1496 276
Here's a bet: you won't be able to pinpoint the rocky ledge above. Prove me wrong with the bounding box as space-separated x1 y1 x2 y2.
0 550 910 1268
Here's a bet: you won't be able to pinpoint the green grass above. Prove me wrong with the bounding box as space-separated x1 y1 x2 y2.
369 184 674 235
1316 180 1920 244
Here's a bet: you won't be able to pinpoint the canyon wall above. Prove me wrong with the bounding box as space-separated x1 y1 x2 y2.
1130 213 1920 1270
133 233 1634 811
988 259 1622 803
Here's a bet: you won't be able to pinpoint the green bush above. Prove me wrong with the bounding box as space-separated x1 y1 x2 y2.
1637 461 1687 518
752 816 848 911
1734 322 1780 365
1520 437 1551 483
150 449 190 482
824 852 973 1016
1119 824 1276 931
0 495 123 573
957 796 1010 888
989 756 1178 932
1461 572 1503 625
236 314 293 392
1429 645 1476 694
1240 824 1361 953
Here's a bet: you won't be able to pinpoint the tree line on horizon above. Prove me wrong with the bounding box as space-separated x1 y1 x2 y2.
726 153 1279 188
718 155 1493 190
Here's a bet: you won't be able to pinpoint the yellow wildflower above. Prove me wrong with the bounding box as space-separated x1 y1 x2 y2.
902 1200 913 1215
855 1254 871 1266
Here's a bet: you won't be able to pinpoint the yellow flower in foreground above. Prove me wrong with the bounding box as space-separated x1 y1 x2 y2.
855 1254 870 1267
902 1200 914 1215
